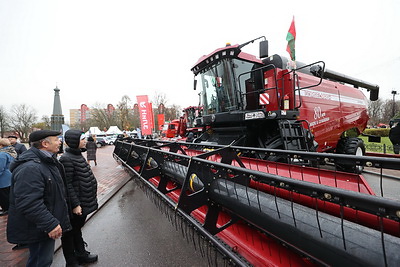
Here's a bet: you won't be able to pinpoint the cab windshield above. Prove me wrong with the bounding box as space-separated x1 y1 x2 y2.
197 58 259 115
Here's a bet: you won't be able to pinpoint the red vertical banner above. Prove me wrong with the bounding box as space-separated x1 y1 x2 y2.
157 114 165 131
149 102 154 131
136 95 153 136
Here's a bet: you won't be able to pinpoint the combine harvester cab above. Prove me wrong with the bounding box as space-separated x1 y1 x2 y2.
163 106 204 141
191 37 379 173
114 139 400 266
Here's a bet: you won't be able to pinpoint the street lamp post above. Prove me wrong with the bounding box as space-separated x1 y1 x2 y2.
392 90 397 118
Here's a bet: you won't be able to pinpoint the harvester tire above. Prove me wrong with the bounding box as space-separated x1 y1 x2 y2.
336 137 365 173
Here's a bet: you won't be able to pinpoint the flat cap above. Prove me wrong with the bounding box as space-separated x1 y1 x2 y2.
29 130 61 143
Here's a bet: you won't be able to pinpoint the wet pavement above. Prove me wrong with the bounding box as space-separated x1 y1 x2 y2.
0 145 206 267
52 179 206 266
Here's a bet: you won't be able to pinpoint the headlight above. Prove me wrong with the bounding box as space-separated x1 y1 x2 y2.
244 111 265 120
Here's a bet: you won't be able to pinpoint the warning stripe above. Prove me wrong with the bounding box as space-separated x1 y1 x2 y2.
259 93 269 105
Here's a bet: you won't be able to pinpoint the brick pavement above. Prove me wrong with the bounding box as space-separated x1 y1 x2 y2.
0 145 131 267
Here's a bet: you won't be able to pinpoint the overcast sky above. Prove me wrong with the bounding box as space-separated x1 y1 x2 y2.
1 0 399 123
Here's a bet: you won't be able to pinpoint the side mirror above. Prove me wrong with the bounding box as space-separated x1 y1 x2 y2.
259 40 268 58
194 79 197 90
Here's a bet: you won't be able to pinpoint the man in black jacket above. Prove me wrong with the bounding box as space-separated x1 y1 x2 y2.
389 122 400 154
60 129 98 266
7 130 71 267
8 135 27 156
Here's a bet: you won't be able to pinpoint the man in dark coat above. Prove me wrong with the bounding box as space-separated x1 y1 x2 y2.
60 129 98 266
8 135 27 156
389 122 400 154
7 130 71 267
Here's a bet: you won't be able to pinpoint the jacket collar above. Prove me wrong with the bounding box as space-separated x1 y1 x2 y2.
65 147 83 155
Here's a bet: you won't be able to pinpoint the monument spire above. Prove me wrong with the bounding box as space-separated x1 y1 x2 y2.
51 85 65 131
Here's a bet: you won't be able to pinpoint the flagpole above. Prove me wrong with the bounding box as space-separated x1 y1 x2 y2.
286 16 296 110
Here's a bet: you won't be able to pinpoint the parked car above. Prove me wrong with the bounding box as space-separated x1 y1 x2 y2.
96 136 107 148
106 136 117 145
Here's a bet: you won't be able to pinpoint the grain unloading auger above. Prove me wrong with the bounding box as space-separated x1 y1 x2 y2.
113 139 400 266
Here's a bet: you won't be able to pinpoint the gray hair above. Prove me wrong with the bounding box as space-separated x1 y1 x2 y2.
30 137 51 148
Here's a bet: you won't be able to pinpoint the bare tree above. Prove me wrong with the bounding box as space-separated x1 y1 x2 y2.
70 119 91 133
32 115 52 130
41 115 52 129
153 92 168 108
152 92 169 130
10 104 38 142
117 95 133 130
89 103 118 130
131 104 140 130
368 98 383 126
381 99 400 123
165 104 181 121
0 106 9 137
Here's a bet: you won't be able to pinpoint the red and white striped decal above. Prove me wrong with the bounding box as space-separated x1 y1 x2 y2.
259 92 269 105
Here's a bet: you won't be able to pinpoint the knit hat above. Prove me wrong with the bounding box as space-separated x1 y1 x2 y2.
65 130 85 149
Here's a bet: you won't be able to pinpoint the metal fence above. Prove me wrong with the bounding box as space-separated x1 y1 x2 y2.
365 143 396 154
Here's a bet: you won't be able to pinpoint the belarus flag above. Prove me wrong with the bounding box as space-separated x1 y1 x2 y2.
286 17 296 61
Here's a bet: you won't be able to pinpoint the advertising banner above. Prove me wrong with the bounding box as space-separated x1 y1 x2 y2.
149 102 154 131
157 114 165 131
136 95 153 136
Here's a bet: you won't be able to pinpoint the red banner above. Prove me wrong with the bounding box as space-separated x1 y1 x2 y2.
149 102 154 131
136 95 153 136
157 114 165 131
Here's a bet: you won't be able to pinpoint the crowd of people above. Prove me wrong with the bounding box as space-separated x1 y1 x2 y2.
1 130 99 267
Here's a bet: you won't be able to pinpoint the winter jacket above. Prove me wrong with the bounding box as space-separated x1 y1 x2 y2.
60 147 98 216
389 124 400 145
12 142 27 156
0 151 14 188
7 147 71 244
86 141 97 161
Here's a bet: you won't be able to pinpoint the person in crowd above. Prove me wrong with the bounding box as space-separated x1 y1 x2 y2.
7 130 71 267
0 138 16 216
8 135 27 156
60 129 98 266
86 136 97 166
186 132 194 142
389 122 400 154
4 138 28 250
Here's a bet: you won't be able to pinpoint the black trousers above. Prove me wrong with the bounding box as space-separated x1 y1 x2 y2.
0 186 10 211
61 214 87 264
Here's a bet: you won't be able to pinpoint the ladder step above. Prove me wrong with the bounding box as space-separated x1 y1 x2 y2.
279 121 310 151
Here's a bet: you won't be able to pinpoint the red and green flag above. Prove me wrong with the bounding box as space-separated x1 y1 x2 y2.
286 17 296 61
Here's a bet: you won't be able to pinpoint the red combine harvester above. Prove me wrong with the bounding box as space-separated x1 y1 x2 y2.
191 37 379 172
114 37 400 266
163 106 203 139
